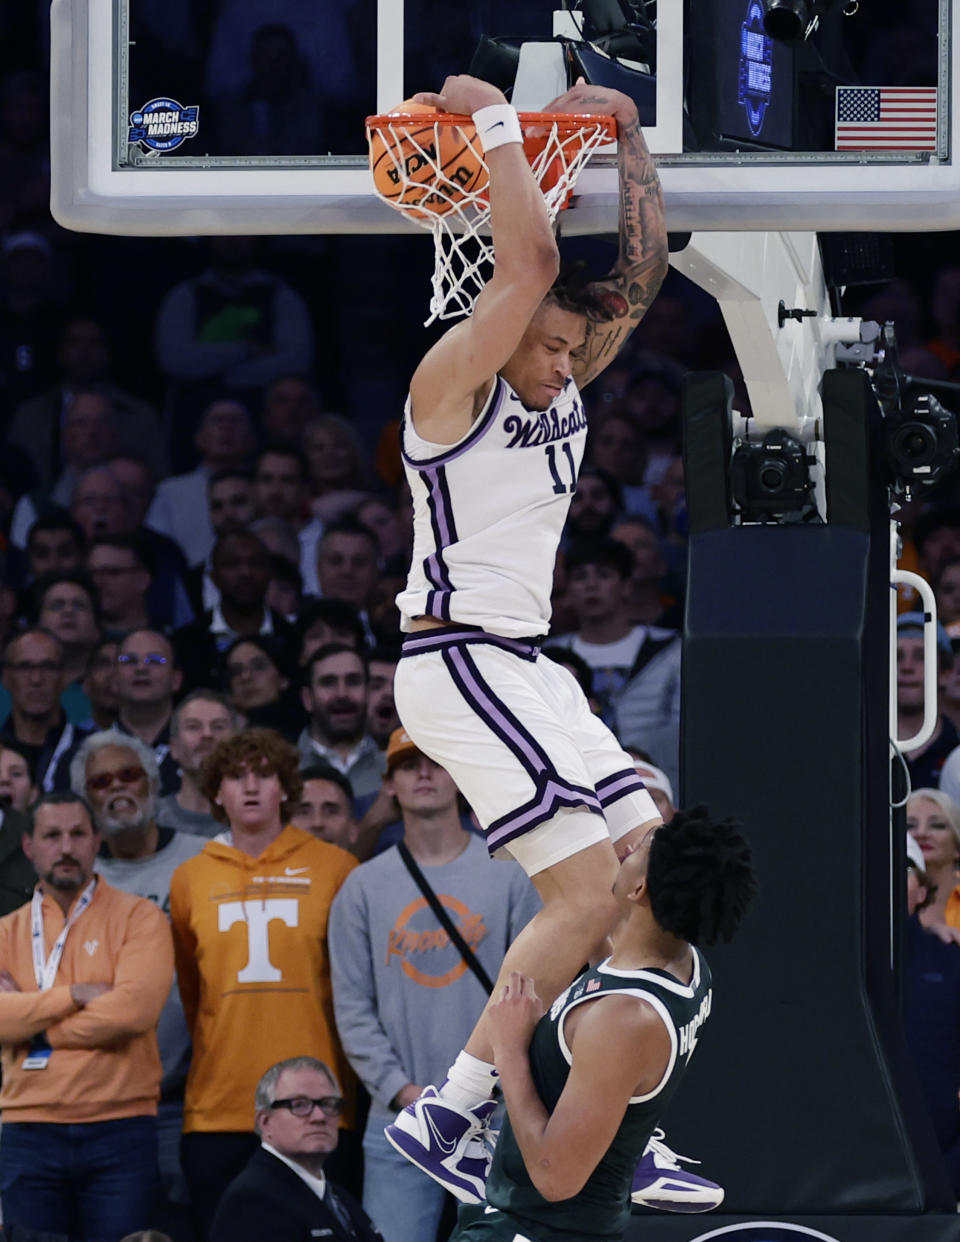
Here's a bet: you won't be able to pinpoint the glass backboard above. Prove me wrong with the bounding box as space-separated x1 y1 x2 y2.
51 0 960 236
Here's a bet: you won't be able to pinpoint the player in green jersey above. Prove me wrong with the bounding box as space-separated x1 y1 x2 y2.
452 807 758 1242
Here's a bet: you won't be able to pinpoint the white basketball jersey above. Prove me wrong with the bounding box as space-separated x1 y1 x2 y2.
396 374 587 638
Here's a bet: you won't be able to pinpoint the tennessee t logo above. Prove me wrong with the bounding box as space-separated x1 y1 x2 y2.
218 898 299 983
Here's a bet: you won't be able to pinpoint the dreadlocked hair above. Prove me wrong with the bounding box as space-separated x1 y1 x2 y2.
647 805 758 947
546 260 614 322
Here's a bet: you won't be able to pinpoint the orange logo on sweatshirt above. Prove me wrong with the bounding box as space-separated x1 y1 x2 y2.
386 895 488 988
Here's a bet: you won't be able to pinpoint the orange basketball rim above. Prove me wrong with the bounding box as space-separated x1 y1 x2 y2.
365 105 616 324
366 106 617 216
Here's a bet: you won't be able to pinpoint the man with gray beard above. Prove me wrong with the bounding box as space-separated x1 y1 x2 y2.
70 728 206 1236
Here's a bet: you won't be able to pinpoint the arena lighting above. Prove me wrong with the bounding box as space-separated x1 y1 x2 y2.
761 0 848 43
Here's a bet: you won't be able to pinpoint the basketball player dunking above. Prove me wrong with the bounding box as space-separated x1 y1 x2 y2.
386 73 713 1211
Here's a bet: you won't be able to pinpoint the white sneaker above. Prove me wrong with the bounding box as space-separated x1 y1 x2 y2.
384 1086 497 1204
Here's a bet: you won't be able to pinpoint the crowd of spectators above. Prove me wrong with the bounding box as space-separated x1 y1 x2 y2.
0 1 960 1239
0 9 702 1236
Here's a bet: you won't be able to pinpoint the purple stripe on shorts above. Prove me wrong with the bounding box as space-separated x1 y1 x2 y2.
401 629 542 662
448 645 546 775
595 768 649 806
486 777 603 851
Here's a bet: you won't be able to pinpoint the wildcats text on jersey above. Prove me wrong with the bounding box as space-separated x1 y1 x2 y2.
503 399 588 448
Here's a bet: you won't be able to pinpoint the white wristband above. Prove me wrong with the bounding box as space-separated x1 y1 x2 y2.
471 104 523 153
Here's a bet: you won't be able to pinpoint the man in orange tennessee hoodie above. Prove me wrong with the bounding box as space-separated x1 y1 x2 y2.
169 727 357 1239
0 789 173 1241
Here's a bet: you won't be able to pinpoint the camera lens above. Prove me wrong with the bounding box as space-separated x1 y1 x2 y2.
762 0 811 42
902 431 930 459
893 422 935 465
759 461 788 492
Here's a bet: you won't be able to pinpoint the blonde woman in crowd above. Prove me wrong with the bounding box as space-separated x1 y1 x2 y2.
907 787 960 939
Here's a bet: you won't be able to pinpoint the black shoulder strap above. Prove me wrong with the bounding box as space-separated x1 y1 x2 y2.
628 631 680 679
397 841 494 994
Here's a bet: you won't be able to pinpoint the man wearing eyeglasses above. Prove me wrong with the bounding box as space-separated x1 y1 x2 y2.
34 572 102 723
0 628 92 794
113 629 184 797
87 534 153 639
211 1056 383 1242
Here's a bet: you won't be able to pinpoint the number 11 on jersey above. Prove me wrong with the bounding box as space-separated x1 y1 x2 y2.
545 442 577 494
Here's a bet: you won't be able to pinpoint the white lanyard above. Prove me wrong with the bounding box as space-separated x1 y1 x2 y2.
31 878 96 992
40 723 73 793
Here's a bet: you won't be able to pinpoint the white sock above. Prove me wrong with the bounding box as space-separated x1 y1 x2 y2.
437 1052 499 1109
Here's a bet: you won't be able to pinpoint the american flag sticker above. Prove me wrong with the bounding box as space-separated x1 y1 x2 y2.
835 86 938 151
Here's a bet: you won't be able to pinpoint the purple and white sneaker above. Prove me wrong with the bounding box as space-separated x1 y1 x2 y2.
384 1086 497 1204
631 1129 724 1213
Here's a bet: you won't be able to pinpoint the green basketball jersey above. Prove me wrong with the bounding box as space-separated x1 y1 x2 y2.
484 949 713 1241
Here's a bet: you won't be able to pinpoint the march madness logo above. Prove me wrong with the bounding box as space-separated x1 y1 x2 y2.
739 1 774 138
689 1226 843 1242
128 98 200 153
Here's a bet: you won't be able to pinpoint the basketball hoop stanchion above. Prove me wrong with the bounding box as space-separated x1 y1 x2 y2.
366 110 616 325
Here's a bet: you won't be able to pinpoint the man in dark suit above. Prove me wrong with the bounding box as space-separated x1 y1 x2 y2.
172 530 298 692
210 1057 382 1242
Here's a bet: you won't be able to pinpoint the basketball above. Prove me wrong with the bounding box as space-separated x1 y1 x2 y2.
369 99 488 219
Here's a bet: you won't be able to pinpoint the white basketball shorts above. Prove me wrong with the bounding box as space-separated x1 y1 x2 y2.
395 627 660 875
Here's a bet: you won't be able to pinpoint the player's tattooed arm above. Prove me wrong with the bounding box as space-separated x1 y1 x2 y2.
576 112 668 386
543 81 668 386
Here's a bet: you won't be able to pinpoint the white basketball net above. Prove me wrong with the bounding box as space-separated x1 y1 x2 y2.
366 114 614 325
